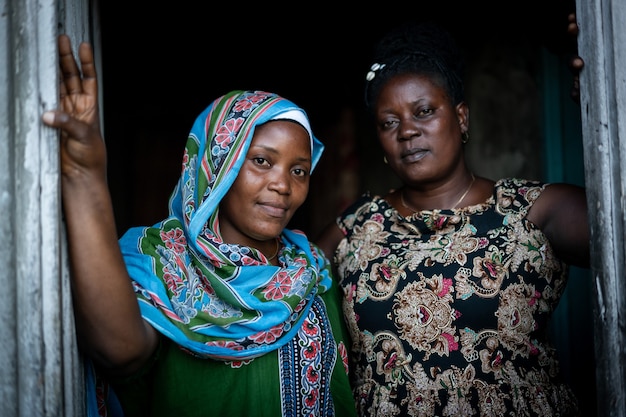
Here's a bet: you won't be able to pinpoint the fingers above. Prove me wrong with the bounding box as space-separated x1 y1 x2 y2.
42 111 68 127
566 12 583 66
57 34 98 97
42 110 89 139
44 35 105 175
77 41 98 97
567 13 579 37
570 78 581 103
565 12 583 104
570 56 584 71
568 54 584 78
58 35 83 95
50 34 100 131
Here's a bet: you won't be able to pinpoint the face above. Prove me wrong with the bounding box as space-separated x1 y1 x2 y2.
218 120 311 247
374 72 469 185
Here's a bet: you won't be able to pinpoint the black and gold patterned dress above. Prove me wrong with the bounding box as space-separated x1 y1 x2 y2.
334 178 580 417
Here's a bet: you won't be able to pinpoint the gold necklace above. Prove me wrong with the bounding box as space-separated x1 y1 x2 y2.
400 173 476 212
266 238 281 262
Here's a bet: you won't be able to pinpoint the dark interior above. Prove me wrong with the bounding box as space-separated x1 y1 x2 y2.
97 2 595 415
99 1 579 236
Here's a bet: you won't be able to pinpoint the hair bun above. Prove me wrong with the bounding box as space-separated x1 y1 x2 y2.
365 21 466 110
373 22 464 78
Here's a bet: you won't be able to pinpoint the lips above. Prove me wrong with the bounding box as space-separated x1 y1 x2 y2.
258 202 289 218
401 148 429 163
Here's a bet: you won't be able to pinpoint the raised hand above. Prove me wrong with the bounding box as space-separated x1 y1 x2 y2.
42 35 158 371
42 34 106 182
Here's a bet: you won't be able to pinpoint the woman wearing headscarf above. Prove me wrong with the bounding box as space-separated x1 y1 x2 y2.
42 35 356 417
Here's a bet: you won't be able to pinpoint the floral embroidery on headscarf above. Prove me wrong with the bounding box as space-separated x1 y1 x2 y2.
119 90 330 361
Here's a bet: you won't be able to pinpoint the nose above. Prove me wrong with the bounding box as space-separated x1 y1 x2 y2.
268 168 291 194
398 118 420 141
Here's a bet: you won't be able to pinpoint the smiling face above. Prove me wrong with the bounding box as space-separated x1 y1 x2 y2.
218 120 311 248
374 72 469 187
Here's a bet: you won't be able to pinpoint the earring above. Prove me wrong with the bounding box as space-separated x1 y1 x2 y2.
383 156 388 164
461 131 469 144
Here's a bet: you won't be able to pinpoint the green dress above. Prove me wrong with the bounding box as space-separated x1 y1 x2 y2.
109 281 357 417
91 91 358 417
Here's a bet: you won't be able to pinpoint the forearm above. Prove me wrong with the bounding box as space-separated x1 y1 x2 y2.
63 176 158 372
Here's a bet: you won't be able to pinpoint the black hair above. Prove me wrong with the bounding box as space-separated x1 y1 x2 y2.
364 22 466 113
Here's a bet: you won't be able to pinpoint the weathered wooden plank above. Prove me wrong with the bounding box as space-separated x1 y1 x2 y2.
576 0 626 415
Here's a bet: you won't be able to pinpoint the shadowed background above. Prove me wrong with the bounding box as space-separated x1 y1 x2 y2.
97 3 595 414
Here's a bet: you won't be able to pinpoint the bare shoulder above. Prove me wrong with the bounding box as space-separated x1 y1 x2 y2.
531 183 586 220
528 182 587 229
528 182 590 268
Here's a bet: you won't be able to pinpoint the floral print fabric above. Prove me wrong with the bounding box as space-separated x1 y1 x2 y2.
119 90 329 361
107 91 356 416
335 178 580 416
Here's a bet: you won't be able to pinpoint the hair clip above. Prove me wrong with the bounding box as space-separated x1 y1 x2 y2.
366 63 386 81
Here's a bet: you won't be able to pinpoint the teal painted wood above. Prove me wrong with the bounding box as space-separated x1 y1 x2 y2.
540 47 596 416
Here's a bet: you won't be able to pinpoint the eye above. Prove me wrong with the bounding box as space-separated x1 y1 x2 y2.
253 157 270 167
379 119 398 130
292 167 309 178
417 107 434 117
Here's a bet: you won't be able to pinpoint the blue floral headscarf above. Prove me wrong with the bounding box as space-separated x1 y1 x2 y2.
118 90 330 361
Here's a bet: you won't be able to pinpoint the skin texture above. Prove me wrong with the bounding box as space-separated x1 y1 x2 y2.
218 120 311 260
43 35 155 375
42 15 587 374
317 63 589 270
41 35 312 375
374 73 473 209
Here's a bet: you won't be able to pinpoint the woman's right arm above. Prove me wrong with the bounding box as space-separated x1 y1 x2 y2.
42 35 158 375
